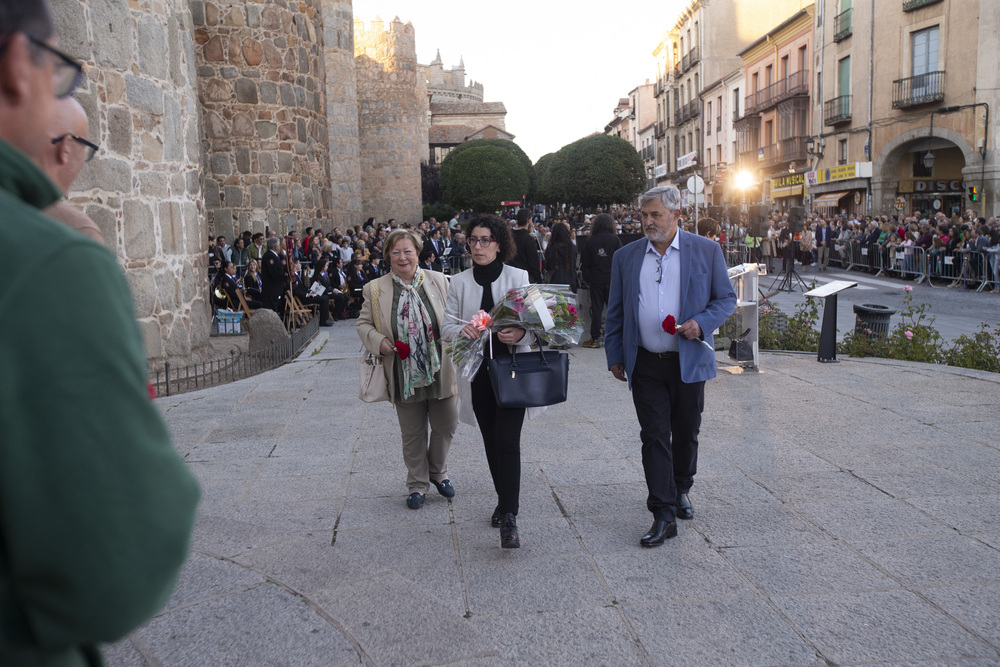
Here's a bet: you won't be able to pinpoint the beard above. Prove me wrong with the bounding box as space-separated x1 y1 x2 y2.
645 226 670 243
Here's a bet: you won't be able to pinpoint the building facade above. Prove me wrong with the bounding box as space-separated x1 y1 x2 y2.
735 6 815 211
652 0 816 206
700 68 744 204
424 53 509 165
811 0 999 218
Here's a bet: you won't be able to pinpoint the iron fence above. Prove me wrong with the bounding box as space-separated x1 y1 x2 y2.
151 315 319 397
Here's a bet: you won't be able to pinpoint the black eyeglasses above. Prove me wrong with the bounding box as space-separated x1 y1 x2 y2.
52 134 99 161
26 35 84 98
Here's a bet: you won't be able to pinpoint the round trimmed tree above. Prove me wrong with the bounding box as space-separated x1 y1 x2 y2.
440 145 530 214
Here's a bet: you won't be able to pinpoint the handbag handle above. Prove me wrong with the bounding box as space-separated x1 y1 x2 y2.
508 337 548 368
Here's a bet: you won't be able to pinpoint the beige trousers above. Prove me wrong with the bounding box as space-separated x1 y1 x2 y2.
394 395 459 494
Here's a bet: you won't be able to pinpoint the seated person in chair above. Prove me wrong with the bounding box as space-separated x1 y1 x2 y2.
289 258 332 326
311 257 349 322
214 261 261 311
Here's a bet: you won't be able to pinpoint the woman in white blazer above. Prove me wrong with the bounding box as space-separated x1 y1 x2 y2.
442 215 534 549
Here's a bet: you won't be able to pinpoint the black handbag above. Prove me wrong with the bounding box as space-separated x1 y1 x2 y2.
728 328 754 362
487 342 569 408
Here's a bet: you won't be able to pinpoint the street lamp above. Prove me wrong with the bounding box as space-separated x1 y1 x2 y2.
922 151 936 170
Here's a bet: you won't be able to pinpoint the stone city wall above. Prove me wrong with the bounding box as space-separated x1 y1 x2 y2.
52 0 210 370
192 0 333 238
321 0 362 230
354 17 425 226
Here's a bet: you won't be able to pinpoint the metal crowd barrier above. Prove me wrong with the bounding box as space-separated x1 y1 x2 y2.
924 248 993 291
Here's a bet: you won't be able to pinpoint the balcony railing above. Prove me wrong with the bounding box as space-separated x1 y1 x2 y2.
674 108 683 125
685 99 701 120
834 8 852 42
655 121 666 138
716 115 722 132
737 149 758 169
824 95 852 125
744 69 810 114
779 136 807 164
759 143 780 167
706 118 712 135
682 46 700 73
892 71 945 108
903 0 944 10
654 80 664 97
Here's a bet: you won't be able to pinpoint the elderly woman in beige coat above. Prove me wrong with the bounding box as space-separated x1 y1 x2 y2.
357 228 458 510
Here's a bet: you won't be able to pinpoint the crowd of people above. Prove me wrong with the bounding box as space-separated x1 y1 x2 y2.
739 209 1000 290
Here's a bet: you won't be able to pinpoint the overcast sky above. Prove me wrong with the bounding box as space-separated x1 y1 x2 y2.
352 0 687 163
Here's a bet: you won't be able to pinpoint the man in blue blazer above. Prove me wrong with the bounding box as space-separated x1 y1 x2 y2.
605 186 736 547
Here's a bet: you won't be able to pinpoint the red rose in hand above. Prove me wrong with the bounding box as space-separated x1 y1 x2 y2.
662 315 677 335
394 341 411 360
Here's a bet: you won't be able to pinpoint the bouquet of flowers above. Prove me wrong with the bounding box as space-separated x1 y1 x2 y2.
444 285 583 380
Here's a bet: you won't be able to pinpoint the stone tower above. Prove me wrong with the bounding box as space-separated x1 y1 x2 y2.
50 0 209 367
354 17 425 226
192 0 334 238
322 1 363 229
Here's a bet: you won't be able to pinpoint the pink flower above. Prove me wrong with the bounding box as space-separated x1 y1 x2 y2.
567 305 577 316
905 331 913 340
904 285 913 292
470 310 493 331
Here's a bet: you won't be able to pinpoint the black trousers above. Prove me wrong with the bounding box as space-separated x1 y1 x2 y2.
471 362 526 515
630 348 704 522
302 295 330 322
589 282 609 341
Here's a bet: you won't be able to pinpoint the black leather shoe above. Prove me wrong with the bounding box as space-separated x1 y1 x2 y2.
640 520 677 547
500 513 520 548
319 320 334 327
430 478 455 498
491 506 502 528
406 492 424 510
677 493 693 520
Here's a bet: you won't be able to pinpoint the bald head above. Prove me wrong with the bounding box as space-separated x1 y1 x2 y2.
41 97 90 193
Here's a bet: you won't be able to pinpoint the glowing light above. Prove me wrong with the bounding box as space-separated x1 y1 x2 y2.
735 171 755 191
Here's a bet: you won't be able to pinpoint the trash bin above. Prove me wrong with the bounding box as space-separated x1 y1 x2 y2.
853 303 895 337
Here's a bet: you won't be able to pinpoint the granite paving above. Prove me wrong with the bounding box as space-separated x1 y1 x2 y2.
107 323 1000 666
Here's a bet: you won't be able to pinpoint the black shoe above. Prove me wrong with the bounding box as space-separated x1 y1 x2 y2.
319 320 334 327
500 513 520 548
430 478 455 498
640 519 677 547
677 493 693 520
406 492 425 509
491 506 502 528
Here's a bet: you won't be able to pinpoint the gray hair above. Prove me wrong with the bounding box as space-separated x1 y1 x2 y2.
639 185 681 212
266 237 279 250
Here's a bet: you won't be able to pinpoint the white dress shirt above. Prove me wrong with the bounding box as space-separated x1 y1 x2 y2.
637 234 681 353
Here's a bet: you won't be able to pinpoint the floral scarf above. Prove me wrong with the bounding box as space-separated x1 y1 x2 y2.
392 269 441 399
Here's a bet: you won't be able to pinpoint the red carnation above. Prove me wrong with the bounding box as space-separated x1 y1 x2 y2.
662 315 677 335
394 341 411 360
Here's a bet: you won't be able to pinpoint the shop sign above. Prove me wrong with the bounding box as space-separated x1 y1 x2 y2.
714 163 728 183
770 173 805 190
897 180 964 194
654 164 667 178
677 151 698 171
805 162 872 186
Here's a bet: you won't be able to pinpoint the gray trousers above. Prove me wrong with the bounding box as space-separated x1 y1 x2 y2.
394 395 458 494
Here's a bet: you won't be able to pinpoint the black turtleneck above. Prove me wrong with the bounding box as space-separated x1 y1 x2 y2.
473 257 504 311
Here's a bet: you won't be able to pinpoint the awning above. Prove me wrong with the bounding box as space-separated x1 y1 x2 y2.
771 185 803 198
813 191 850 207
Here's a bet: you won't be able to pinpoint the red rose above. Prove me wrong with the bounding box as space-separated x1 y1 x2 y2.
394 341 411 360
662 315 677 335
